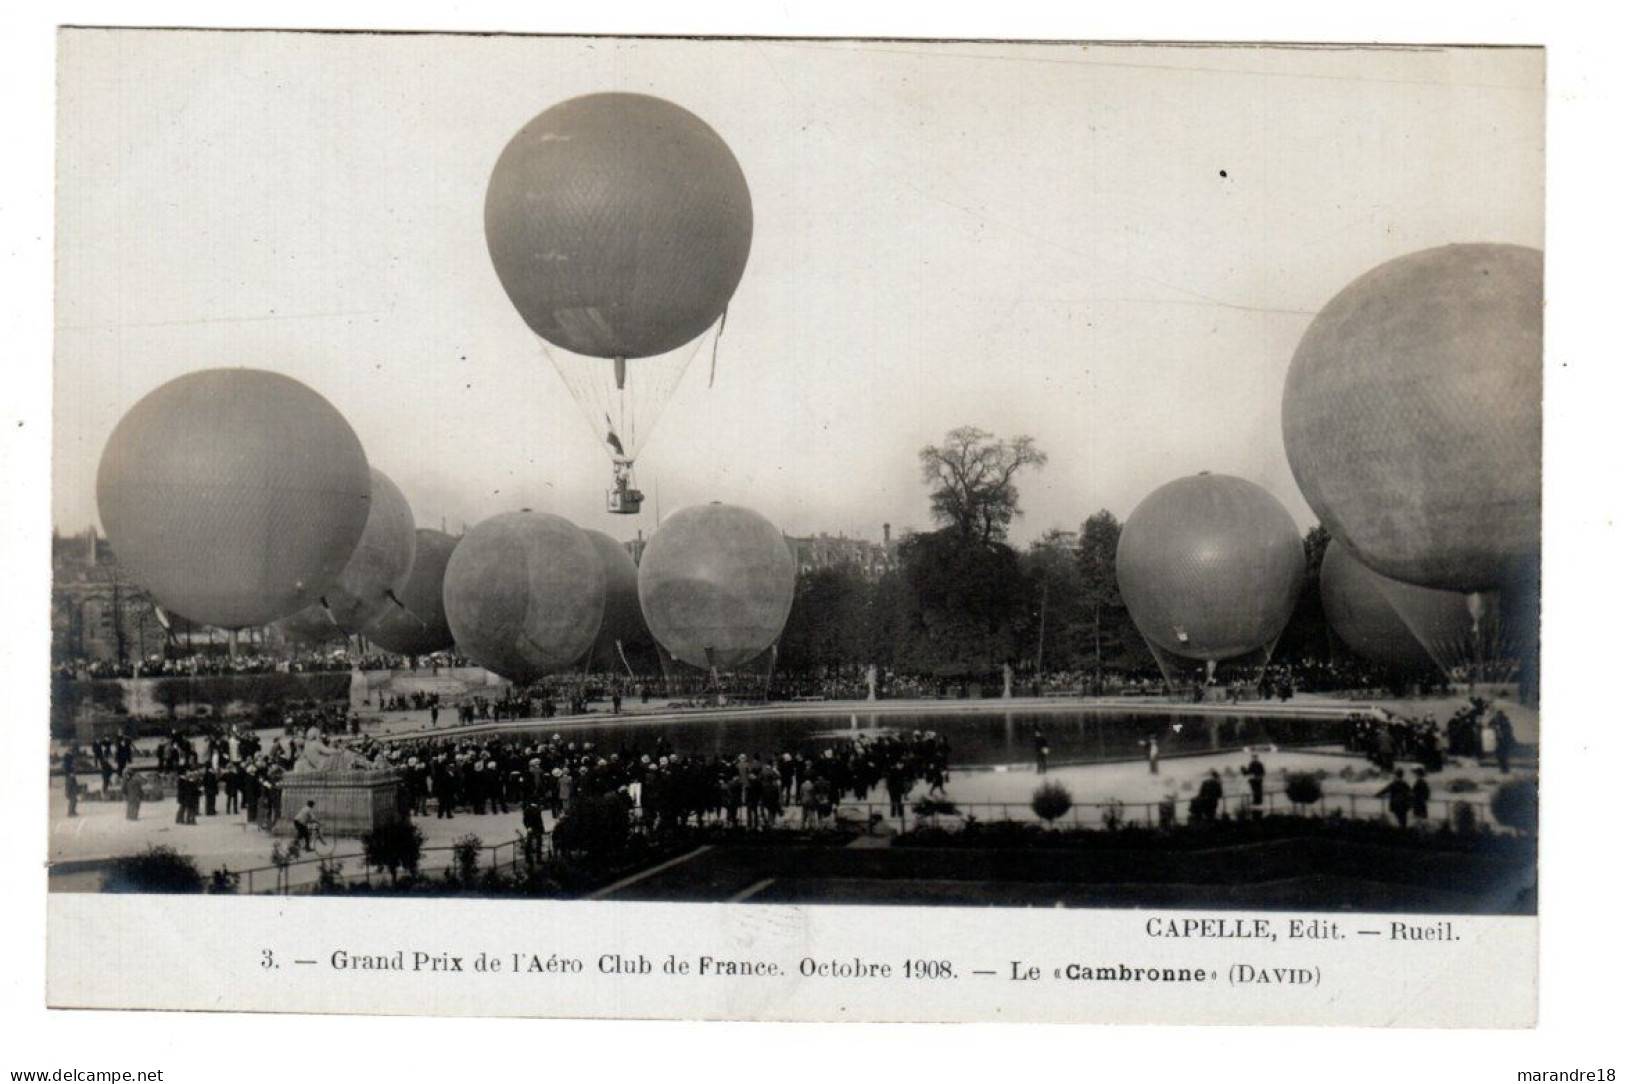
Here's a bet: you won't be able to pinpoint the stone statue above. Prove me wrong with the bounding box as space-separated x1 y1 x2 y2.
293 727 372 774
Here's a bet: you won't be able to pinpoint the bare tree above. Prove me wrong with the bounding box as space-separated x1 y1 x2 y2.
918 427 1048 545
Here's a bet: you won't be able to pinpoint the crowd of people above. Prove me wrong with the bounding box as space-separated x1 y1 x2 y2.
1342 698 1516 775
384 726 956 834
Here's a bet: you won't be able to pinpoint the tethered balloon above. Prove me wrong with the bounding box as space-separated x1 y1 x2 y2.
366 528 459 658
1282 244 1542 593
638 503 796 671
280 468 417 640
96 369 371 630
583 529 648 673
1320 540 1448 674
1116 473 1306 668
442 512 606 683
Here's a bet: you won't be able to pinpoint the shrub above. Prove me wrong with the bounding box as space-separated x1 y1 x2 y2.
206 865 240 895
103 845 203 894
452 834 483 886
316 857 346 892
1450 801 1478 836
1101 797 1126 831
1490 779 1538 834
1285 773 1323 810
1030 781 1073 824
362 822 425 884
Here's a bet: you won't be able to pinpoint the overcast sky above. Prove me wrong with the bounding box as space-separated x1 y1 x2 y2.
53 32 1544 549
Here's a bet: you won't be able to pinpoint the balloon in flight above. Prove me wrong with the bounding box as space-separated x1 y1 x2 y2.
485 92 753 360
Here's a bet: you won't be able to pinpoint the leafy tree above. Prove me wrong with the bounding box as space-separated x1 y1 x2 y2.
919 427 1047 545
894 529 1029 675
778 566 876 673
1020 530 1087 674
1075 510 1144 684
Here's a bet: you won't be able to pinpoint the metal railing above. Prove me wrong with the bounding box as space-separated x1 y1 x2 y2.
234 832 546 895
224 786 1504 893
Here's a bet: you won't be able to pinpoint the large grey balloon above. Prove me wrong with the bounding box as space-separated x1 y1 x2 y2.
1320 540 1448 672
638 503 795 670
96 369 370 630
485 93 753 360
366 528 458 657
281 468 417 640
1116 474 1306 663
442 512 605 683
583 530 648 666
1282 244 1542 593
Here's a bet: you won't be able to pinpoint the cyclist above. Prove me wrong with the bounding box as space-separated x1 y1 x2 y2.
291 800 325 853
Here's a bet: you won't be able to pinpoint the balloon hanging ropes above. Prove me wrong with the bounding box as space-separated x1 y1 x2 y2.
539 315 722 513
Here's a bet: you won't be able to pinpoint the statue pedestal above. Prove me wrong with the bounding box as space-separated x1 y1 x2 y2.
279 768 405 837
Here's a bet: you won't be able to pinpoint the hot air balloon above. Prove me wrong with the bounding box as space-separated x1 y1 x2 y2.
442 512 606 683
1282 244 1542 594
583 530 649 674
279 468 417 642
1116 474 1306 677
1320 540 1450 673
638 503 795 671
96 369 371 630
366 528 460 658
485 92 754 513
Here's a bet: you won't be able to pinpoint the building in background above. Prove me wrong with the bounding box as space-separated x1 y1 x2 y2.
785 524 901 580
50 527 169 668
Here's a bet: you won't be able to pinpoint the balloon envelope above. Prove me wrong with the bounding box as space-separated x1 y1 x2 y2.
281 468 417 639
442 512 605 683
96 369 371 630
638 503 796 670
1282 244 1542 592
1116 474 1306 662
1320 540 1444 672
583 530 648 667
484 92 753 360
367 528 459 657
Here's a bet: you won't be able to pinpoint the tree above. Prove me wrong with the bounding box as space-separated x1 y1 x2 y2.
777 566 876 673
894 529 1030 676
919 427 1047 545
1074 510 1147 684
1021 530 1086 675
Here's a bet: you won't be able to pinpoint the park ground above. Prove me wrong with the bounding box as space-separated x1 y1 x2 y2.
46 691 1538 896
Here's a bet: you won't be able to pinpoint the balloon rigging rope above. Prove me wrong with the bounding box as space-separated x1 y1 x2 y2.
540 327 716 465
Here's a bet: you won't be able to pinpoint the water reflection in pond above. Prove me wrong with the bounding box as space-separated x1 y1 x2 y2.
498 709 1346 769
